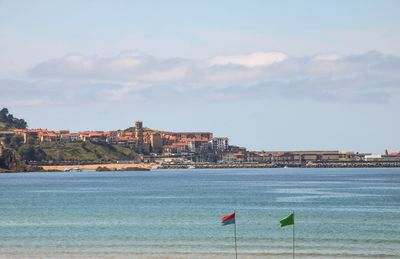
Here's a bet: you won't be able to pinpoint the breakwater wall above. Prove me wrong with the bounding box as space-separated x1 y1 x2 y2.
159 161 400 169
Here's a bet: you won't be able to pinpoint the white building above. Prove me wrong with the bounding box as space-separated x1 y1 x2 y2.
212 137 229 152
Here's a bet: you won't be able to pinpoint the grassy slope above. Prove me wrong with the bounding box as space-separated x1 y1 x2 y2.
0 121 7 130
37 142 138 162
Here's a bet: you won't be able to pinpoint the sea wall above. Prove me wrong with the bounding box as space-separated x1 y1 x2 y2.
158 161 400 169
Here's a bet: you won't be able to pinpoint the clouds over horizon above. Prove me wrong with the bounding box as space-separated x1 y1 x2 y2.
2 50 400 107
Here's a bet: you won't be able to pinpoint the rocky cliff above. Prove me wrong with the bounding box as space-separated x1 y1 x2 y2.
0 144 28 172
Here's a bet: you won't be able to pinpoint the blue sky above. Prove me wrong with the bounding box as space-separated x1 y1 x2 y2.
1 0 399 153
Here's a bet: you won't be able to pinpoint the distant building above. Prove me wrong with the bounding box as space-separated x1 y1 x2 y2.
60 133 80 142
364 152 400 162
113 136 135 146
40 132 59 142
150 133 163 153
23 131 39 143
221 152 246 163
212 137 229 152
79 131 108 142
364 154 382 161
248 150 361 163
135 121 144 152
200 142 212 153
161 131 213 142
163 142 188 155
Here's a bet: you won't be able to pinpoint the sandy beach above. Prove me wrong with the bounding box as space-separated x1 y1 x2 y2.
42 163 153 171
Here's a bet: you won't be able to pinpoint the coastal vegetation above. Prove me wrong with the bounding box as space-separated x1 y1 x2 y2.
0 108 139 171
0 108 27 130
14 141 138 163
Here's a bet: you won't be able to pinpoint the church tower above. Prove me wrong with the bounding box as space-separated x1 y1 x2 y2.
135 120 144 152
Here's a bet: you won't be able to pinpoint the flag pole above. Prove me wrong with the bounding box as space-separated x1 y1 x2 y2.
234 210 238 259
292 211 295 259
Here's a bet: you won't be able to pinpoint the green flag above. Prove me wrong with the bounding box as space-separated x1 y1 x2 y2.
280 212 294 227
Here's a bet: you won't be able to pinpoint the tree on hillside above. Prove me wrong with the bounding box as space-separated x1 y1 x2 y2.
4 135 24 149
17 145 47 162
0 108 28 129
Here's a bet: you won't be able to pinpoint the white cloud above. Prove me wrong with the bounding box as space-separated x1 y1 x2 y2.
98 84 138 102
107 56 142 71
209 52 287 67
30 54 95 77
138 67 188 81
63 54 94 72
29 52 191 82
314 54 343 61
7 50 396 104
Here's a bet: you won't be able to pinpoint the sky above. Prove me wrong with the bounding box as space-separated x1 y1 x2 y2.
1 0 399 153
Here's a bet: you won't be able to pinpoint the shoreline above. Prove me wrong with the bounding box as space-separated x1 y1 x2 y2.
2 161 400 173
41 163 152 171
157 161 400 169
37 161 400 172
0 252 391 259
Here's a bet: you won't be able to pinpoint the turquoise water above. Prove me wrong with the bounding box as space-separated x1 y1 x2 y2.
0 168 399 258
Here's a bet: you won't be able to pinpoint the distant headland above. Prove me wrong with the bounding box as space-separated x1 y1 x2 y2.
1 107 399 172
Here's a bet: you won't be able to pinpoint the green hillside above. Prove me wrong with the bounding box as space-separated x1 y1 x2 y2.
17 141 139 163
1 108 140 164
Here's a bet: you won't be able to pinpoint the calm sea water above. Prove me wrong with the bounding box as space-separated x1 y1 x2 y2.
0 168 399 258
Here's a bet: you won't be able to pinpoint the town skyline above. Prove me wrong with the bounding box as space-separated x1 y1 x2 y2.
2 113 398 157
3 109 400 155
3 116 400 169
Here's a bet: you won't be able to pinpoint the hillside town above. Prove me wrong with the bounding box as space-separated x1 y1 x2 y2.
1 120 400 168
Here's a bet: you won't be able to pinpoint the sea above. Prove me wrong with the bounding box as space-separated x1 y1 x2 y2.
0 168 399 258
